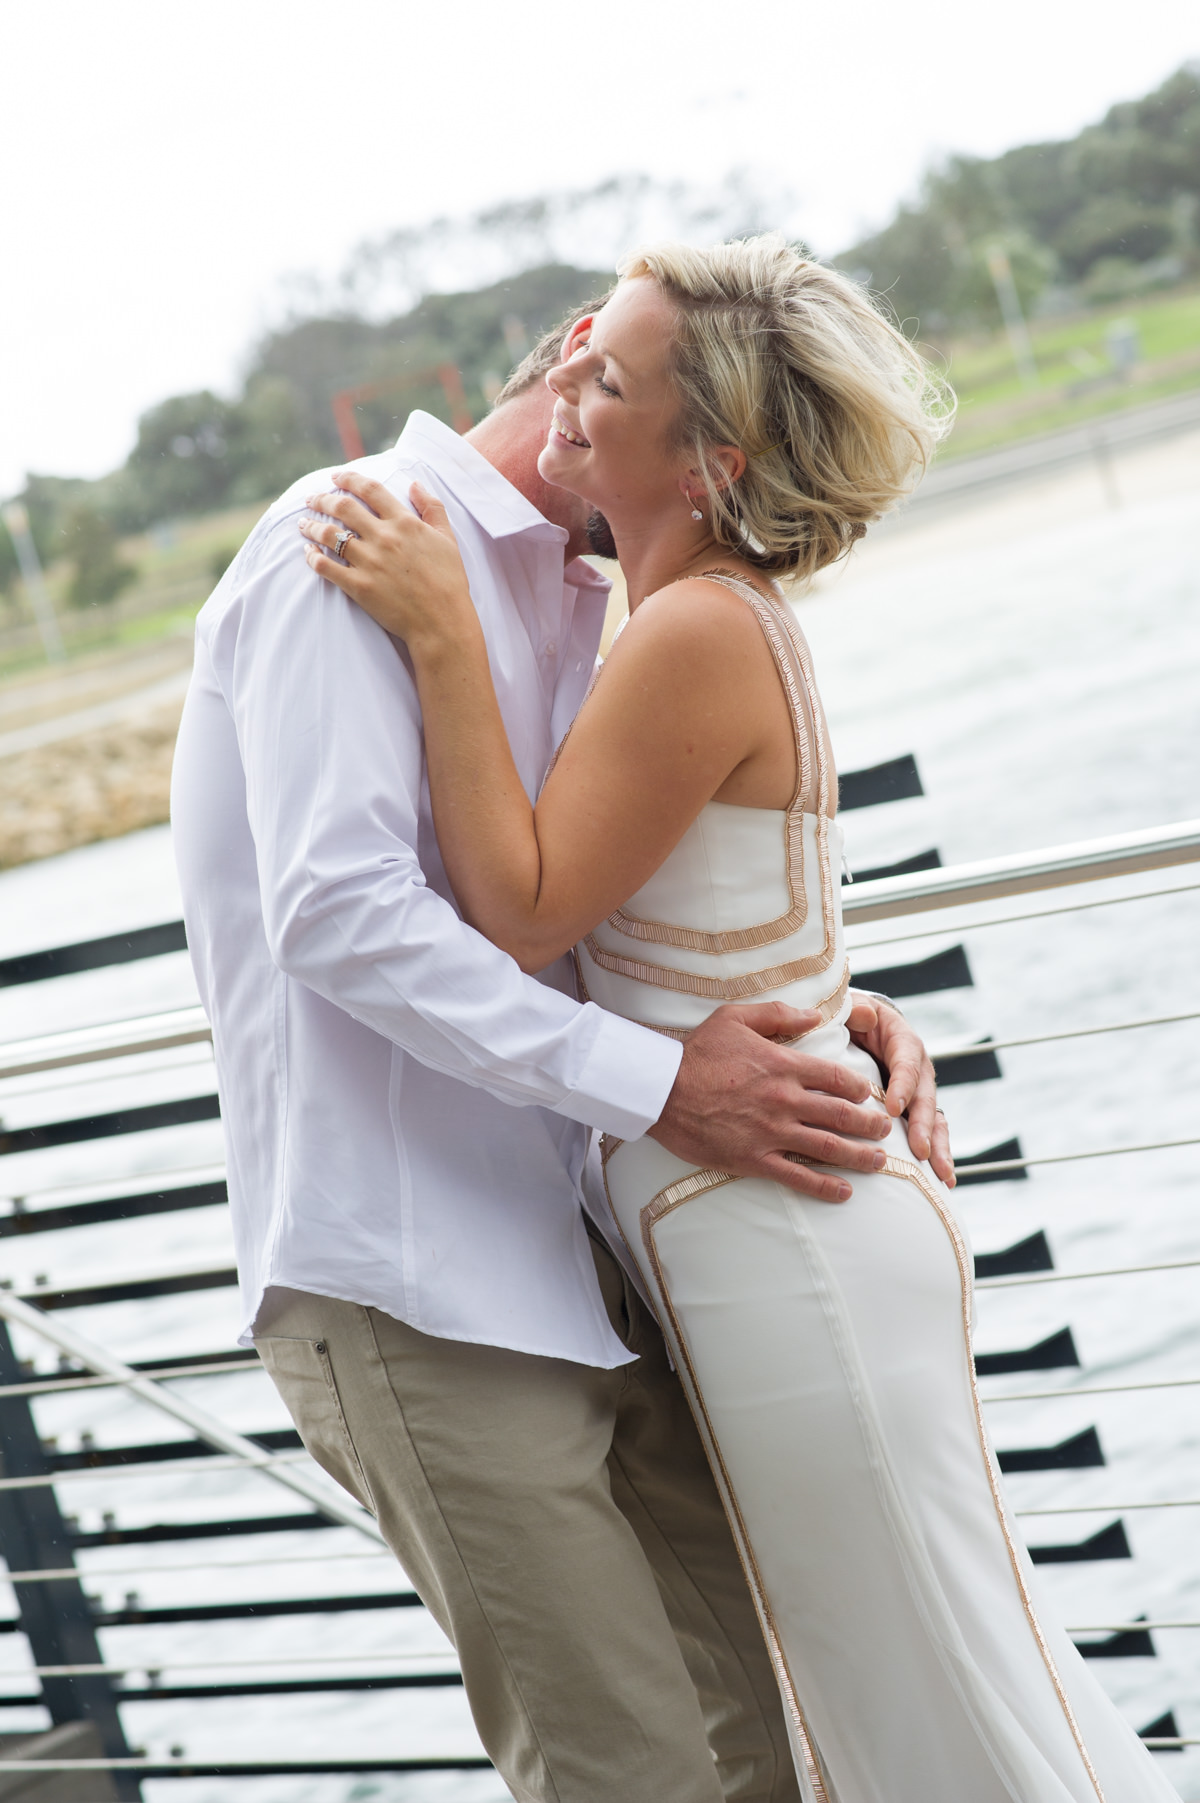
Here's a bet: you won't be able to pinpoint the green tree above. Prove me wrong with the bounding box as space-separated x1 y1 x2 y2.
227 375 323 502
62 504 137 608
836 62 1200 334
126 391 238 524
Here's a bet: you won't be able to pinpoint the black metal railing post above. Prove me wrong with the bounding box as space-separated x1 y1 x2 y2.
0 1318 140 1800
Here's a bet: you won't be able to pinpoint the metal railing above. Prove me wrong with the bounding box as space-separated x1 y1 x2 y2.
0 813 1197 1777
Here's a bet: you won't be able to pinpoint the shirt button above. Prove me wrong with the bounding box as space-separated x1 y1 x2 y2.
543 640 558 658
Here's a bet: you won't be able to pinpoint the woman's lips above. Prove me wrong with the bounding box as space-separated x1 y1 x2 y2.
550 409 590 448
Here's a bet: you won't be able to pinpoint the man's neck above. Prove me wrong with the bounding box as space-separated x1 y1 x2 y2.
466 393 591 560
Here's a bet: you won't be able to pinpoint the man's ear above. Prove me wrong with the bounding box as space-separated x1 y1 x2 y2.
687 445 747 494
560 314 595 361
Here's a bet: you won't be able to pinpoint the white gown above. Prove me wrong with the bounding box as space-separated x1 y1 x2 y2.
579 572 1178 1803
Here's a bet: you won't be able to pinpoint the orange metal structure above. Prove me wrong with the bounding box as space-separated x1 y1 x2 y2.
331 364 473 460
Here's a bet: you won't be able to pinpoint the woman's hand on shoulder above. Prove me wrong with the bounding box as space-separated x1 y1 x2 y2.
299 473 472 658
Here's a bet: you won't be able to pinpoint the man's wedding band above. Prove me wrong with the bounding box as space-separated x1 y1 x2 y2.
333 528 355 557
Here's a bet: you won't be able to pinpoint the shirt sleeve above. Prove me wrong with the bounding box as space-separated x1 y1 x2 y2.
204 507 682 1141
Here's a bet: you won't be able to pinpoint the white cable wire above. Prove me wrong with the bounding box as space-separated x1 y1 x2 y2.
1 1546 395 1583
959 1135 1199 1178
980 1376 1200 1402
976 1256 1200 1290
0 1358 260 1398
1015 1499 1200 1514
11 1652 457 1678
929 1009 1200 1061
0 1449 311 1490
845 877 1200 951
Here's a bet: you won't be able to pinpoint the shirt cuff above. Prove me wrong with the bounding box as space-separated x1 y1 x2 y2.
553 1004 683 1140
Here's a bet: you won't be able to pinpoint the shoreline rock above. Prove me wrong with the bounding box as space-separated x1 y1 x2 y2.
0 704 182 869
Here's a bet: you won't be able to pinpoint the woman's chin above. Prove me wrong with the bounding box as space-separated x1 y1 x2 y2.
537 440 589 496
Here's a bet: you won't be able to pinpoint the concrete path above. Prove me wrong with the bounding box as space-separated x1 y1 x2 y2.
0 667 192 759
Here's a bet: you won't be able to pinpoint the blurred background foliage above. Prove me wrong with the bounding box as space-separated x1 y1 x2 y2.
834 63 1200 325
2 62 1197 606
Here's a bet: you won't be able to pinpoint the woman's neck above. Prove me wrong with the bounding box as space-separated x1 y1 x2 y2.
613 513 739 612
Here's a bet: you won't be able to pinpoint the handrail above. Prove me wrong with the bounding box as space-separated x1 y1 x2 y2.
0 1005 211 1082
842 819 1200 924
0 1289 383 1542
0 822 1195 1083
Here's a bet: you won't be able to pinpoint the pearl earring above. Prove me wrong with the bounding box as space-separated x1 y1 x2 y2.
686 494 703 521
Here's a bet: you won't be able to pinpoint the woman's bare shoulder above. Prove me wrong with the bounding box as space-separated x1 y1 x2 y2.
608 571 773 676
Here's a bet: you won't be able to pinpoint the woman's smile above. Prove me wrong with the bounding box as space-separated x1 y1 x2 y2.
550 407 590 448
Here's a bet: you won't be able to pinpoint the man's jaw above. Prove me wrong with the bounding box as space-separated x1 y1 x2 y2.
585 511 617 559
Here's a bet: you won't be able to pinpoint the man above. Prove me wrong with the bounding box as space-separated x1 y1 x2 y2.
171 314 950 1803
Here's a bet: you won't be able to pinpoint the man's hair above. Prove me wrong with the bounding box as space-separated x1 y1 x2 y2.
492 289 615 409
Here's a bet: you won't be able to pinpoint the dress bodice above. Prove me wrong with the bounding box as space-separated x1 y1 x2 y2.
575 572 851 1058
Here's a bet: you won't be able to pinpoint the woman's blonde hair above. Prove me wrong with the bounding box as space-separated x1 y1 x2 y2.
619 234 954 580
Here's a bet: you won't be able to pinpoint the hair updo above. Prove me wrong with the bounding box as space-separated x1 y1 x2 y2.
619 234 954 581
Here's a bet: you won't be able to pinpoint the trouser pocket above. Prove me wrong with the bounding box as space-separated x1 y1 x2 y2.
255 1333 375 1514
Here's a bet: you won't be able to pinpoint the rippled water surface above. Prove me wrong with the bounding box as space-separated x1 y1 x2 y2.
0 462 1197 1800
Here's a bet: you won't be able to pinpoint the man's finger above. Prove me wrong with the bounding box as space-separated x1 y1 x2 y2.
884 1053 921 1118
728 1000 821 1043
779 1091 891 1141
773 1126 888 1172
844 999 879 1036
930 1112 956 1187
779 1051 872 1105
753 1154 853 1203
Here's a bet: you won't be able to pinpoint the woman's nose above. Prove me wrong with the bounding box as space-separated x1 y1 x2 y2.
546 361 576 403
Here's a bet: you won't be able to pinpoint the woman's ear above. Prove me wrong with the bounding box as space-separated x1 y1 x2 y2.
687 445 747 494
560 314 595 361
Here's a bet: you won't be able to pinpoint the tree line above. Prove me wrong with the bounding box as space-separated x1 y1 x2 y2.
3 63 1197 608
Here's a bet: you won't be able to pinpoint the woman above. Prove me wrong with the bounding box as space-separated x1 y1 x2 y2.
298 238 1177 1802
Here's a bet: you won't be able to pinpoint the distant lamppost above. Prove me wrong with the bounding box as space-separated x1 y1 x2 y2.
986 246 1039 392
1 501 64 663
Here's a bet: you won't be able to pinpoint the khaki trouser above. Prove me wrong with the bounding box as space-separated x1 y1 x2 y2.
255 1227 801 1803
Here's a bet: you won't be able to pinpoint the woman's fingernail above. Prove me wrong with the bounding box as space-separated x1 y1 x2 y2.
837 1182 852 1202
872 1151 887 1171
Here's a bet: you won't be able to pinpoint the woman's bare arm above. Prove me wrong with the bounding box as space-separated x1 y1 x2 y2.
300 474 785 972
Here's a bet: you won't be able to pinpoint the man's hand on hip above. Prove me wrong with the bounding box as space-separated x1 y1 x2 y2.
648 1002 891 1204
845 996 955 1186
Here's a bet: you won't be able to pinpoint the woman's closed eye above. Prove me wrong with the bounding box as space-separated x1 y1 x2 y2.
595 372 621 398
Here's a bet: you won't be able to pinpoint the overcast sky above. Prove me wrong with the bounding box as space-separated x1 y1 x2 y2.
3 0 1197 496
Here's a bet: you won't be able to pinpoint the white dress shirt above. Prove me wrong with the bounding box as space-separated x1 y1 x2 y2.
170 411 682 1368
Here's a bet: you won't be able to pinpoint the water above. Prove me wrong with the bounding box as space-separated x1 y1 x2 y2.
0 453 1197 1799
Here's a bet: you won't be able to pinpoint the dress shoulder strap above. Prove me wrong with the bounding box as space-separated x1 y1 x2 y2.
690 569 833 817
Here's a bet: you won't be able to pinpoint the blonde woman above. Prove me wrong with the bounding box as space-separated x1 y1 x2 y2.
299 238 1177 1802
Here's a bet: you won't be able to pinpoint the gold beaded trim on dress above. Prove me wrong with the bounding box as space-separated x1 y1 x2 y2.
600 572 834 957
582 572 843 1000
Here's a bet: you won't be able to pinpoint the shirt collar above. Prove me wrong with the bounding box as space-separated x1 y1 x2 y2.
394 411 566 545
